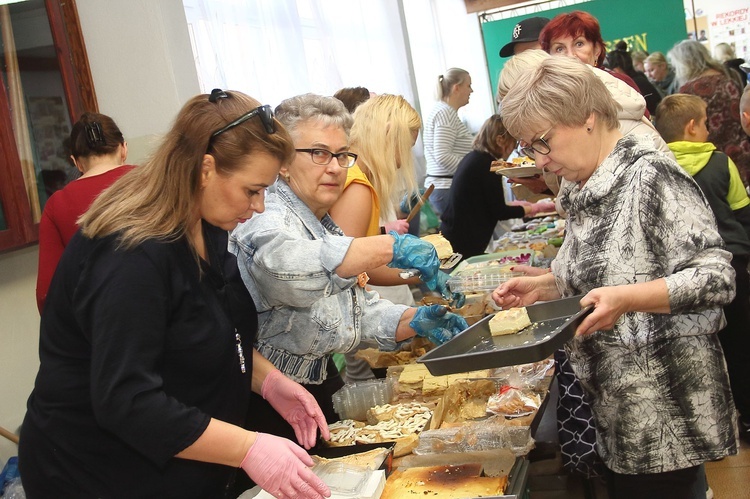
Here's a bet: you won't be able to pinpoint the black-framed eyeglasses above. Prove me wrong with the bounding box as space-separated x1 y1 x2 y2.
295 148 357 168
206 89 275 152
520 127 552 159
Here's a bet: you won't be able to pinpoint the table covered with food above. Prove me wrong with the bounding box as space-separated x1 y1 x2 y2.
244 218 568 499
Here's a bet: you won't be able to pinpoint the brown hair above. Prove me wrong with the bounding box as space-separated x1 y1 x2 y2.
473 115 515 159
80 90 295 249
654 94 706 143
334 87 371 113
68 112 124 159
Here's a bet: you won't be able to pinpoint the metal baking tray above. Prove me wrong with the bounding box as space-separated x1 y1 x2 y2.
417 296 592 376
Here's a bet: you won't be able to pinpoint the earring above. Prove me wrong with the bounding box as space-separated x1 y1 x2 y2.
587 127 592 132
282 172 290 181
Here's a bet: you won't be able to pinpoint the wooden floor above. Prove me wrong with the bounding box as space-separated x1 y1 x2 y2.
706 437 750 499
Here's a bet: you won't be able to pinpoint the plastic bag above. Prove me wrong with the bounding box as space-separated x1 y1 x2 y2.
486 386 541 418
2 477 25 499
419 201 440 234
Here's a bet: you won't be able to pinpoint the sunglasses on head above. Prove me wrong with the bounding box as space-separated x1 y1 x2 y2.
206 89 275 152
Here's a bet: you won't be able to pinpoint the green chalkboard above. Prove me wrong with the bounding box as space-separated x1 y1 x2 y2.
482 0 687 102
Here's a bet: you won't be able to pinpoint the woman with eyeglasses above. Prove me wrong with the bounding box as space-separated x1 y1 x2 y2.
19 90 334 499
230 93 467 434
497 50 673 207
492 56 738 498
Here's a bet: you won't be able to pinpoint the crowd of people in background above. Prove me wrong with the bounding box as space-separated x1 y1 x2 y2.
19 6 750 499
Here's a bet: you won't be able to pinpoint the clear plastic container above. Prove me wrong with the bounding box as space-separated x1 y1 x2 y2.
447 268 525 293
332 378 394 421
414 423 533 456
312 461 369 496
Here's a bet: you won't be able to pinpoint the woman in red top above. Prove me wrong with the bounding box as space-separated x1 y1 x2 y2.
36 113 135 312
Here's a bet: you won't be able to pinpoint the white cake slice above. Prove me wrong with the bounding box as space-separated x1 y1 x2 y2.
489 307 532 336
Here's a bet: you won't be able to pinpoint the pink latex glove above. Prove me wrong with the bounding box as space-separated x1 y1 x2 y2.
384 219 409 235
262 369 330 448
241 432 330 499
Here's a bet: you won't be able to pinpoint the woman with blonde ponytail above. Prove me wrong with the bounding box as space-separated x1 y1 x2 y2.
423 68 474 216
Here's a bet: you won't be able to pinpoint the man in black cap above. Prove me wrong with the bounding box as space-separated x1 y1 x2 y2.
498 17 550 58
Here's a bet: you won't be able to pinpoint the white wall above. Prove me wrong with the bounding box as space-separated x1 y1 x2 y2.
0 0 199 464
76 0 200 165
0 247 39 464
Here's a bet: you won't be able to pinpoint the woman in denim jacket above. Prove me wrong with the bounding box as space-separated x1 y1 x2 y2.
230 94 466 440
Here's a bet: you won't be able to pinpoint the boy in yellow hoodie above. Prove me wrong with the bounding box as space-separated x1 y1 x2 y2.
656 93 750 443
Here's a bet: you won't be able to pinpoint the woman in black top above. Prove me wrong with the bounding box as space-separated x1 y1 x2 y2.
606 41 662 116
440 115 554 258
19 90 332 499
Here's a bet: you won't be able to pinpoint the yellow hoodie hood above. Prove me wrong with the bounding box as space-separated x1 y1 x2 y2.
668 141 749 211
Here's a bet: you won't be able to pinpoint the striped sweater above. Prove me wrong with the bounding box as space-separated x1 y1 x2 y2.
423 101 473 189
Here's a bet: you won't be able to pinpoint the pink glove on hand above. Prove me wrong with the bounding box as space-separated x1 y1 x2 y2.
384 219 409 235
241 433 330 499
262 369 330 448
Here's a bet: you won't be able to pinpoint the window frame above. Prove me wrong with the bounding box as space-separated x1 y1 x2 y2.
0 0 96 252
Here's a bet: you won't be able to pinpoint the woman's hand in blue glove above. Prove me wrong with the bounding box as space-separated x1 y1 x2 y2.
409 304 468 345
387 232 441 288
434 271 465 307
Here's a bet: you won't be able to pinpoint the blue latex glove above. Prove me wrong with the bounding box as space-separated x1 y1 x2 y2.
387 231 441 290
409 304 468 345
435 271 466 307
399 188 426 214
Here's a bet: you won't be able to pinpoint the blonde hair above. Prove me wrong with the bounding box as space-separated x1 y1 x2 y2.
436 68 469 101
631 50 649 66
349 94 421 220
654 94 707 143
500 56 620 139
644 51 668 67
497 49 549 101
80 91 295 249
713 43 736 63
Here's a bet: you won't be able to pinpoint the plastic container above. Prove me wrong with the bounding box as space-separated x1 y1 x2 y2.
332 378 394 421
451 249 535 276
312 461 370 497
414 422 533 456
447 268 525 293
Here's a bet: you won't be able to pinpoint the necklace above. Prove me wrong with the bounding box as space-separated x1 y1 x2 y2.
204 221 246 374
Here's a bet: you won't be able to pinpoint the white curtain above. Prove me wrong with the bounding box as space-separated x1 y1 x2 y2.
402 0 494 133
182 0 495 185
183 0 416 106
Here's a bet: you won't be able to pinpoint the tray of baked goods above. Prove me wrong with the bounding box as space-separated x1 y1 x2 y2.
418 295 593 375
490 156 542 178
